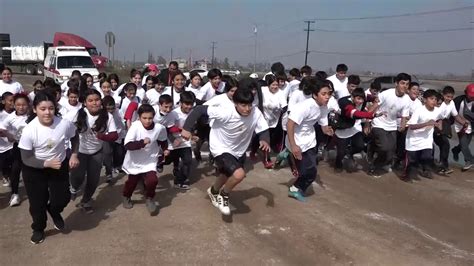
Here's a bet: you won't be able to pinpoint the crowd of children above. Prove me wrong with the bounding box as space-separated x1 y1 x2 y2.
0 62 473 244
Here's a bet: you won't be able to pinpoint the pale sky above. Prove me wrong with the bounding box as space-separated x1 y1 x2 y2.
0 0 473 75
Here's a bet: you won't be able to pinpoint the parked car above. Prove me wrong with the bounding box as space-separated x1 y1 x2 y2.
183 69 208 80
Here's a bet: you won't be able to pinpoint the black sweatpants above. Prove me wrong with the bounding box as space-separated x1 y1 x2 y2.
22 160 70 232
10 144 22 194
166 147 192 185
433 133 450 169
370 128 397 169
405 149 434 179
335 132 365 169
103 141 125 175
294 147 318 192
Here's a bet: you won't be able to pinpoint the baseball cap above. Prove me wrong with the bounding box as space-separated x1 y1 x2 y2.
466 83 474 97
148 64 159 72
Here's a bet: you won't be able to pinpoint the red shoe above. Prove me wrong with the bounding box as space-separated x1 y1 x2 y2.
263 160 274 169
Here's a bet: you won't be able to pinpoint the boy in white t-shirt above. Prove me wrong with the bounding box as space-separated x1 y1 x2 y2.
403 90 444 182
451 84 474 171
286 79 334 201
366 73 412 177
327 64 348 100
181 88 270 216
165 92 196 190
122 104 168 214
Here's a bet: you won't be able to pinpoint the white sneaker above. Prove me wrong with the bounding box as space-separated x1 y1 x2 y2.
9 194 20 207
2 178 10 187
207 187 219 208
217 194 231 215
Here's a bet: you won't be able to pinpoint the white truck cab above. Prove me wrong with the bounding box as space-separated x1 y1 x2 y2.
44 46 99 84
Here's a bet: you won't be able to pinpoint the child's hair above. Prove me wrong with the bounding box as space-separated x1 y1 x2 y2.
266 75 278 86
314 79 331 95
67 87 79 96
351 87 366 100
123 82 137 93
180 91 196 105
224 77 239 93
275 72 287 83
145 75 158 84
348 75 361 86
442 86 455 95
102 95 116 108
43 84 61 99
232 88 254 105
100 79 111 87
0 92 14 111
408 82 419 90
2 67 12 74
76 89 108 133
336 64 348 72
300 65 312 76
423 89 439 99
82 73 93 82
395 73 411 83
130 69 142 78
370 81 381 92
33 80 43 87
14 93 30 104
299 76 316 95
315 71 328 81
289 68 301 78
171 71 185 82
159 94 173 105
271 62 285 74
138 104 156 117
98 72 107 80
207 68 223 80
107 73 120 84
26 91 58 123
43 77 56 89
67 78 80 90
71 70 82 77
189 71 203 81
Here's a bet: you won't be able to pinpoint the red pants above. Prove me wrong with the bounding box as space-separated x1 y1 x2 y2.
123 171 158 199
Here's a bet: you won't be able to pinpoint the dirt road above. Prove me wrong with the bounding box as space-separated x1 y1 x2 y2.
0 157 473 265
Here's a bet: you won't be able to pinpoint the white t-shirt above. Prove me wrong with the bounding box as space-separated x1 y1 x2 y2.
145 89 161 107
0 112 28 142
118 96 140 119
59 99 82 117
454 100 473 134
397 98 422 127
18 116 76 162
153 106 179 128
136 87 146 101
286 79 301 100
261 86 287 128
122 120 167 175
186 85 206 101
162 86 183 109
286 98 329 153
207 105 269 158
204 93 233 108
371 88 411 131
64 108 117 154
201 81 225 102
28 91 36 102
168 108 191 150
284 89 311 131
406 106 443 151
0 110 14 152
0 80 23 95
327 74 348 100
439 101 458 119
327 96 340 113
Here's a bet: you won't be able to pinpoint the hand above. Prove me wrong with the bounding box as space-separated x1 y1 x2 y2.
191 136 200 143
374 111 386 118
163 150 170 157
69 153 80 169
181 130 192 140
44 159 62 170
398 127 406 133
435 121 442 130
143 137 151 145
322 126 334 136
363 125 371 136
259 140 270 152
291 144 302 160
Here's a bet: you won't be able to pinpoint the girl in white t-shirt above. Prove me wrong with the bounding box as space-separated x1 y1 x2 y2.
67 89 118 213
0 92 14 186
145 77 164 107
286 78 334 202
99 80 114 98
28 80 44 103
0 67 23 95
122 104 168 214
0 94 30 207
118 83 141 125
59 87 81 117
102 96 126 182
254 76 287 169
18 91 79 244
162 71 187 109
107 73 120 95
185 71 205 104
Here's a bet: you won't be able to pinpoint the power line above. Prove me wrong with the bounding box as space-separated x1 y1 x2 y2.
314 26 474 34
304 20 315 65
308 48 473 56
315 6 474 21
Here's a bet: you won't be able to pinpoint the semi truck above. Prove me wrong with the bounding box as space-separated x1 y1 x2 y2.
0 32 107 75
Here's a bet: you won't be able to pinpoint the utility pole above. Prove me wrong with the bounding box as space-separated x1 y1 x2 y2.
170 48 173 62
211 41 217 68
253 25 257 72
304 20 315 66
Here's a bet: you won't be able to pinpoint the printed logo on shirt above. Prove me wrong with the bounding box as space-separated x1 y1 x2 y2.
46 139 55 149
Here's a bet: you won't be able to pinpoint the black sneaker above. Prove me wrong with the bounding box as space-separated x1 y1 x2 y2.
420 170 433 179
30 231 45 244
452 148 460 162
52 214 65 231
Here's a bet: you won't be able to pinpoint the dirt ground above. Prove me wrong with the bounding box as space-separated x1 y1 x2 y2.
0 74 472 265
